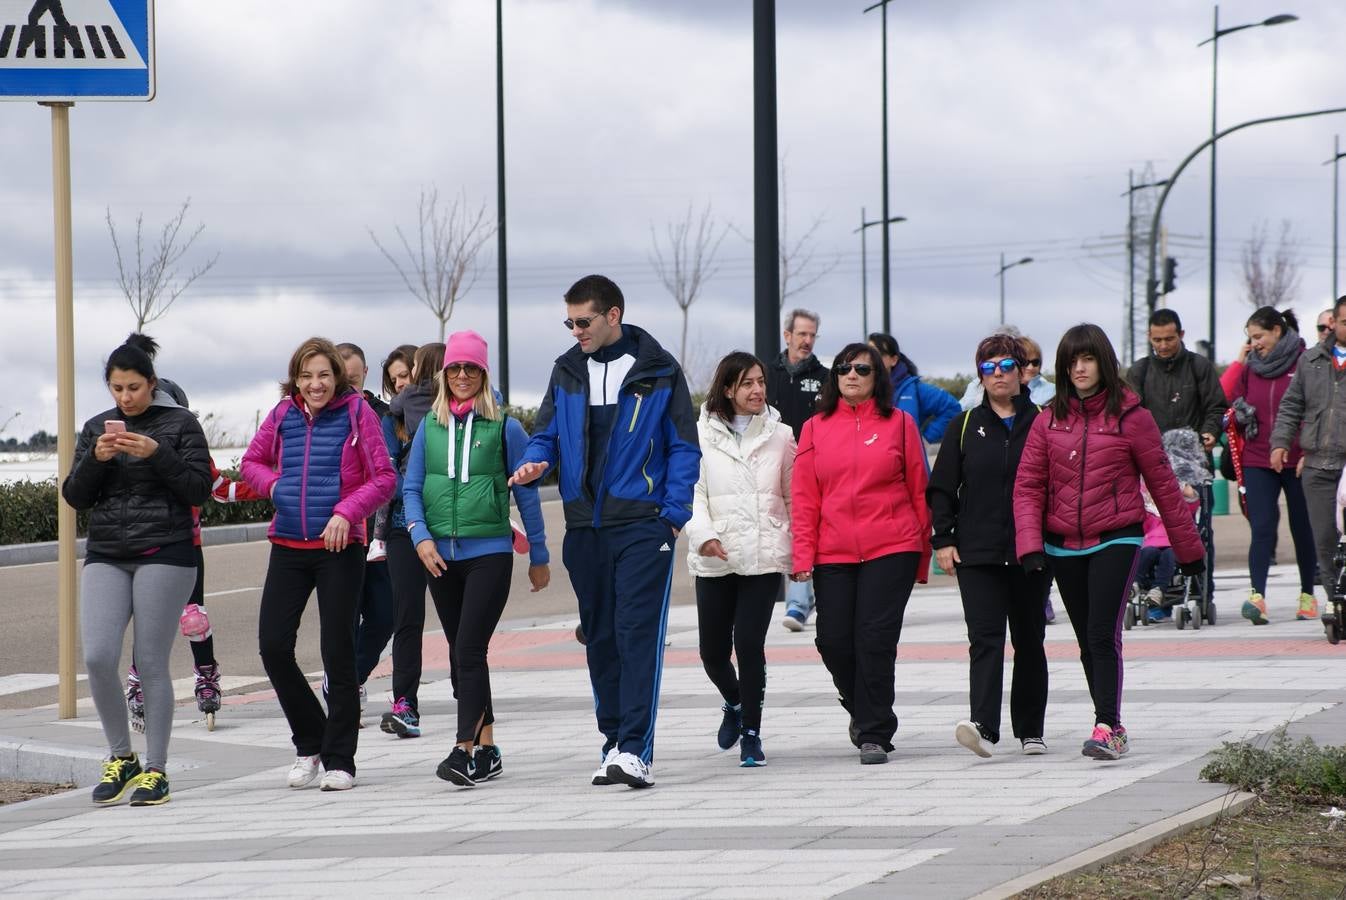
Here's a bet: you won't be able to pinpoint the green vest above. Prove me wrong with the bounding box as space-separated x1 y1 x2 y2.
421 412 511 539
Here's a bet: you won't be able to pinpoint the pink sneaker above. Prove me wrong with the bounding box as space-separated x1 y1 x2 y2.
1082 723 1129 760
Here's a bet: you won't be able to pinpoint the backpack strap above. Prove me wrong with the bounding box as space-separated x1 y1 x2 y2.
958 410 973 452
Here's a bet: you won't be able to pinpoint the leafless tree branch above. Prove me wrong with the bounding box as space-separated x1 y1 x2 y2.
650 202 729 368
1241 219 1302 311
106 198 220 330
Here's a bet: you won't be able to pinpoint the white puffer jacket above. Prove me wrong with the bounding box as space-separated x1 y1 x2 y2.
685 404 796 578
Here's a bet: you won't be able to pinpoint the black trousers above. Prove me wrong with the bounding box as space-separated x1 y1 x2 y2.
956 564 1049 744
425 552 513 743
1051 544 1140 731
813 552 918 751
695 572 781 732
386 528 430 710
257 543 364 775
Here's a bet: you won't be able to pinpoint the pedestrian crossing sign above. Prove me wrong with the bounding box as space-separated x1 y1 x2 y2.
0 0 153 101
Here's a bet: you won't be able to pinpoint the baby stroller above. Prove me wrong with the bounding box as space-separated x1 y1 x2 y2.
1326 513 1346 645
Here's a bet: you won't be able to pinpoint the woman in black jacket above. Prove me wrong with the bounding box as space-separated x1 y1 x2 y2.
61 334 212 806
927 333 1049 758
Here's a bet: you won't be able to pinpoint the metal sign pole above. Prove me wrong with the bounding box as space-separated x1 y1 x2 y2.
42 99 77 719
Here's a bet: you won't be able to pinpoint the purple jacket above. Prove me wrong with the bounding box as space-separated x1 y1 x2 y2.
242 390 395 544
1221 356 1303 470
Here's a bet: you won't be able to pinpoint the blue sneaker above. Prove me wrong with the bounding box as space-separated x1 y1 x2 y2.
739 730 766 767
717 703 742 751
781 610 806 632
380 697 420 738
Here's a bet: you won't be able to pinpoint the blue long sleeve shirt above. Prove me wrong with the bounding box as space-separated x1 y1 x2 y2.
402 414 550 566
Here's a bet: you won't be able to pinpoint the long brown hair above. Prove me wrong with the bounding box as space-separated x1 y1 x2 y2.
411 343 445 385
381 343 417 397
1051 324 1125 420
279 337 349 399
818 343 892 418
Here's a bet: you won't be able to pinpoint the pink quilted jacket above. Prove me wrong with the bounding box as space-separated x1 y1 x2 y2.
1013 388 1203 563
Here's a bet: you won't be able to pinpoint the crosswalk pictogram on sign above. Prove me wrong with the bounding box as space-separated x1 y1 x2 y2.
0 0 144 68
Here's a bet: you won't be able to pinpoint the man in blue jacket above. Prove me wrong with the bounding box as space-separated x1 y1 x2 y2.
510 274 701 789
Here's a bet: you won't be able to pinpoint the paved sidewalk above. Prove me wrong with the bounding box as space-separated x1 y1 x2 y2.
0 563 1341 898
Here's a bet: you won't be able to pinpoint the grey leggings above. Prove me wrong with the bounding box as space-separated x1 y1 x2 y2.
81 561 196 771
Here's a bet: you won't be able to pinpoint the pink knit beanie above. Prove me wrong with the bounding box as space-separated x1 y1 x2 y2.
443 330 489 372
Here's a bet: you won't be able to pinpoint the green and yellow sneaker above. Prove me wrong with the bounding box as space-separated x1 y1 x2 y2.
128 770 170 806
91 755 142 805
1297 593 1320 620
1241 591 1269 626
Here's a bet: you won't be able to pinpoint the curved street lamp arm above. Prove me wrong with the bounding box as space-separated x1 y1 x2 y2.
1146 106 1346 313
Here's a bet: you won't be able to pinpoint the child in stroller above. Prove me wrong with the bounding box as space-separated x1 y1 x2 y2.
1126 430 1214 629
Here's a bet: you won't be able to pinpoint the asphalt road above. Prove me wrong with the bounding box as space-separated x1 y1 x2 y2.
0 495 1282 711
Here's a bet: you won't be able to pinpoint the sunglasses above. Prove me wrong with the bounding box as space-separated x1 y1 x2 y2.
834 363 874 377
1319 324 1333 334
445 363 483 377
979 359 1019 376
564 315 604 330
1025 358 1042 367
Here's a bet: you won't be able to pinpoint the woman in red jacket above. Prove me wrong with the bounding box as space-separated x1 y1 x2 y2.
1221 307 1317 624
792 342 931 766
1014 324 1203 761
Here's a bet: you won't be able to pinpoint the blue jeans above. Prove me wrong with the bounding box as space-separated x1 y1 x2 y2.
785 578 815 620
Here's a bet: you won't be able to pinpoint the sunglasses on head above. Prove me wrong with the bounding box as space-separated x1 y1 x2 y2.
979 359 1019 376
564 315 604 330
834 363 874 377
445 363 483 377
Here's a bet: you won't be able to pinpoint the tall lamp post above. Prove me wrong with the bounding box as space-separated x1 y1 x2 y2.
1198 6 1298 363
863 0 897 333
495 0 509 403
1326 134 1346 301
996 254 1033 325
855 207 906 336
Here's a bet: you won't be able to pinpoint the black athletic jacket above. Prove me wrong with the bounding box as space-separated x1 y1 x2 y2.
926 391 1040 567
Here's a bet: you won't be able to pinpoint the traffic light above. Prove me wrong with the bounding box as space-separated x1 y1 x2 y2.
1162 256 1178 294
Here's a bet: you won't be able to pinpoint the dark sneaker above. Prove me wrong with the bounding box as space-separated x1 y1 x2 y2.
859 742 888 765
92 755 142 805
955 720 993 759
848 717 861 748
1082 723 1129 761
381 697 420 738
739 730 766 767
717 703 742 751
128 770 170 806
1021 737 1048 755
471 745 503 782
436 747 477 787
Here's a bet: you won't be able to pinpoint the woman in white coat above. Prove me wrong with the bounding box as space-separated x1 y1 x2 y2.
686 351 796 768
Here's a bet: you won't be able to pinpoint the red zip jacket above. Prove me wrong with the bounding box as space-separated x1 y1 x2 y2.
791 397 931 581
1013 388 1202 563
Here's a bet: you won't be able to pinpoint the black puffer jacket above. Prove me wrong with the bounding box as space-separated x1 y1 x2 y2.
926 391 1040 566
765 350 827 441
62 393 212 558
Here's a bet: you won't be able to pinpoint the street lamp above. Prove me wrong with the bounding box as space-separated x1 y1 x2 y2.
495 0 509 403
863 0 897 333
995 254 1033 325
854 207 906 336
1123 173 1169 363
1197 6 1298 362
1326 135 1346 300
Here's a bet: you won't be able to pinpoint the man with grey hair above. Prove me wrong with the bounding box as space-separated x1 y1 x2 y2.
766 308 826 631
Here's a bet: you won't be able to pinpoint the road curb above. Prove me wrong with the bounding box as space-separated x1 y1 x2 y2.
0 738 106 787
973 789 1259 900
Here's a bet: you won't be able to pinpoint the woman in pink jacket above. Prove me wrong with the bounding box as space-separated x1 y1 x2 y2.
1014 324 1202 761
791 342 931 766
242 337 396 792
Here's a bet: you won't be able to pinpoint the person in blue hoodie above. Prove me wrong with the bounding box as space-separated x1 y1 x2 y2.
867 333 961 447
510 274 701 790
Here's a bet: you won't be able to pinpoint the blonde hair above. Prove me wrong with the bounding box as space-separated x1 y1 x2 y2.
431 368 501 424
1019 335 1043 362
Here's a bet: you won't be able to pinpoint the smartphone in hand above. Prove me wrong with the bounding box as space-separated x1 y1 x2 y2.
103 420 127 435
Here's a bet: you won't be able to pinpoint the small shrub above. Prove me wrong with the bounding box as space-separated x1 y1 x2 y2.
1201 726 1346 804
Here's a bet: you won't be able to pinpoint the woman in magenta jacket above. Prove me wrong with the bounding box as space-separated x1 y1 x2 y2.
1220 306 1317 624
791 342 931 766
1013 324 1202 761
242 336 396 792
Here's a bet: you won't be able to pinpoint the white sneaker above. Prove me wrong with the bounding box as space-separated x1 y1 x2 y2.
955 720 993 759
287 754 321 788
606 751 655 789
319 769 355 791
591 747 619 786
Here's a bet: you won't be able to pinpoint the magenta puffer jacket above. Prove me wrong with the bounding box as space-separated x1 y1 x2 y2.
1013 388 1203 563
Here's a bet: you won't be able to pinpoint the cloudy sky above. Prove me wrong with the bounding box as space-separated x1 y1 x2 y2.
2 0 1344 442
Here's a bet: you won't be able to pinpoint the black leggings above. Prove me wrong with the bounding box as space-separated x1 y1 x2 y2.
813 552 918 751
1051 544 1140 731
695 573 780 732
386 528 430 710
425 552 513 743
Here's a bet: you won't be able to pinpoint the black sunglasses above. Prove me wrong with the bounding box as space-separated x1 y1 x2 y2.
1319 324 1333 334
445 363 483 377
834 363 874 377
1025 358 1042 367
563 315 604 330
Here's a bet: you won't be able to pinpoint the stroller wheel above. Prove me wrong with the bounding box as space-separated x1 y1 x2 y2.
1190 604 1201 630
1176 606 1187 630
1328 619 1342 645
1124 605 1135 631
1206 601 1217 626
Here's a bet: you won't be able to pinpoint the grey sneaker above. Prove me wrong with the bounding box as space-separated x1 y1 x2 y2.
859 742 888 765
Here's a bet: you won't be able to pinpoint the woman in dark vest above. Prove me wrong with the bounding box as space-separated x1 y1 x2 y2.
402 330 550 787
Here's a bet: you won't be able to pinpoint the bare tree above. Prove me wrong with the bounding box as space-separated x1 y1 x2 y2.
368 186 496 342
1241 220 1302 310
650 203 729 368
107 198 220 330
731 158 840 307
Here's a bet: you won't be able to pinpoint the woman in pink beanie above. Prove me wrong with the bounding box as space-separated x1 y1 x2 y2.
401 330 551 787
